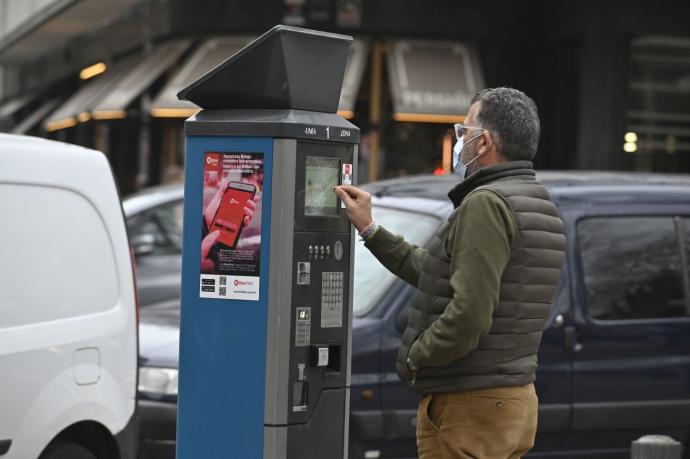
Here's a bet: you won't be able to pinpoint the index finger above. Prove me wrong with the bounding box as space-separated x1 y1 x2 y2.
337 185 364 198
334 186 356 208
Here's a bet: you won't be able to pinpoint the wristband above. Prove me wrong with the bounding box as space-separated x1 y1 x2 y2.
358 221 378 241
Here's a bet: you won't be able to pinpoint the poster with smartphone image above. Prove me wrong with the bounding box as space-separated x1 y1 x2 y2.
200 152 264 301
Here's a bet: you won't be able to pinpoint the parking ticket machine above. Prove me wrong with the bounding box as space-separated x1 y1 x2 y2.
176 26 359 459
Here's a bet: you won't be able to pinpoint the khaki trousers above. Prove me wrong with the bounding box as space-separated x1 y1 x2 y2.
416 384 538 459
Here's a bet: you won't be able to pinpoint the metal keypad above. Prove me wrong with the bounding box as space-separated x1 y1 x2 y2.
321 272 344 328
295 307 311 347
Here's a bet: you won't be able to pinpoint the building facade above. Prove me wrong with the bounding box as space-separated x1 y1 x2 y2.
1 0 689 194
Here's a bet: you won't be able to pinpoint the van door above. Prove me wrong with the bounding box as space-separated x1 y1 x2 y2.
531 269 572 455
0 182 136 458
566 211 690 455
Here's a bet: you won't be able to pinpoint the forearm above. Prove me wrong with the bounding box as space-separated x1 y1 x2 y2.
364 226 426 287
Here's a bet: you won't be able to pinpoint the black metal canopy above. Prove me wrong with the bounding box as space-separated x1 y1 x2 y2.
177 25 353 113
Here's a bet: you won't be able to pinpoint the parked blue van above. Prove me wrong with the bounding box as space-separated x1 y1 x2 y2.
130 171 690 459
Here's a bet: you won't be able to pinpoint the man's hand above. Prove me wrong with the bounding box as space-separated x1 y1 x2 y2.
334 185 373 232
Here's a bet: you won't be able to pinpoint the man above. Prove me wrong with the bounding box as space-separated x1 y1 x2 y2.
335 87 566 459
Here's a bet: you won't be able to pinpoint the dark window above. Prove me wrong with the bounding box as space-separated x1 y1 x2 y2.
681 218 690 297
578 217 688 320
626 36 690 172
128 200 184 255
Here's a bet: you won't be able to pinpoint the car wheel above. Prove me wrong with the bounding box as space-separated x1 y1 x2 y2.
39 441 97 459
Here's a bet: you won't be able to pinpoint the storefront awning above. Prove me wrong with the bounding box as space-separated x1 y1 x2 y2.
92 40 191 120
43 55 139 131
386 39 485 123
11 98 61 134
0 0 142 63
150 37 254 118
43 39 190 129
337 39 369 119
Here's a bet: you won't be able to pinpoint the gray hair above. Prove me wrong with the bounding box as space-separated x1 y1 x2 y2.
470 87 540 161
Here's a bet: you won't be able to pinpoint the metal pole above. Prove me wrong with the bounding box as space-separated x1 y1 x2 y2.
442 129 453 174
631 435 682 459
138 93 152 188
368 41 384 183
136 0 153 189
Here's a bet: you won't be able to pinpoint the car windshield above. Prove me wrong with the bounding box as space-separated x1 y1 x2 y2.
353 205 439 317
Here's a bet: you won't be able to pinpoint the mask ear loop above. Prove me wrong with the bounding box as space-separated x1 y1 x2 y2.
463 131 486 167
476 130 487 154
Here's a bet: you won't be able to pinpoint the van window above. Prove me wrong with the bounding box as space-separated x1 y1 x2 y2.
0 184 120 328
578 217 688 320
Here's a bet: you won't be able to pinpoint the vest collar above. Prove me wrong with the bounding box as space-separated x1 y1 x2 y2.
448 161 535 208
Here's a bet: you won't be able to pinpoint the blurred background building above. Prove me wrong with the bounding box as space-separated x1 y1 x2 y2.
1 0 689 194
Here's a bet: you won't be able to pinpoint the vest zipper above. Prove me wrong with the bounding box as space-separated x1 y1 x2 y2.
408 327 424 387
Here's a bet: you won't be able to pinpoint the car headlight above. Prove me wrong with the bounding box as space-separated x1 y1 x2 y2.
138 367 178 396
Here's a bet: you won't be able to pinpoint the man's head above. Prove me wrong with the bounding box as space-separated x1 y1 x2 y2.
457 87 540 176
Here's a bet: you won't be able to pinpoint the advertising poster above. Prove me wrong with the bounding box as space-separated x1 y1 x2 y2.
200 152 264 301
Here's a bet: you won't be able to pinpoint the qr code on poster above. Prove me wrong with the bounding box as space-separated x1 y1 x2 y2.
219 287 227 296
220 276 227 285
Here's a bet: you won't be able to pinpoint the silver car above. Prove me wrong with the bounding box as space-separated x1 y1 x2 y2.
123 184 185 307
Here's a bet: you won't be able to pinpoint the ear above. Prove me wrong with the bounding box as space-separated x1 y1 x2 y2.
478 130 493 155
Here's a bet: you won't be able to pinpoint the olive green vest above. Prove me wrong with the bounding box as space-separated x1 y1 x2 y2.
396 162 566 394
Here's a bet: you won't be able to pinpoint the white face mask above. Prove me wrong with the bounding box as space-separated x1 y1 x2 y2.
452 132 484 178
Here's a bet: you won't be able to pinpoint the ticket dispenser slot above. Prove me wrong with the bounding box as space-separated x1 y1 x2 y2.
311 345 342 374
311 346 329 367
176 25 358 459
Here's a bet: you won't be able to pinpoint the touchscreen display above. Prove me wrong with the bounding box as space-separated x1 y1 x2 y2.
305 156 340 217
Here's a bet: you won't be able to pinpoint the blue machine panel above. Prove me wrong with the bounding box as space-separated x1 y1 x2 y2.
177 136 273 459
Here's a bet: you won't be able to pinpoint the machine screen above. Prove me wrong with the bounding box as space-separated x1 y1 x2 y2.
304 156 340 217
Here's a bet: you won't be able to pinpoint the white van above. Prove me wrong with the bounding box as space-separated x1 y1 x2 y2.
0 134 138 459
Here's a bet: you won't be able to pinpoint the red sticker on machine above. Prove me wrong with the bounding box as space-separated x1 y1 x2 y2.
342 163 352 185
